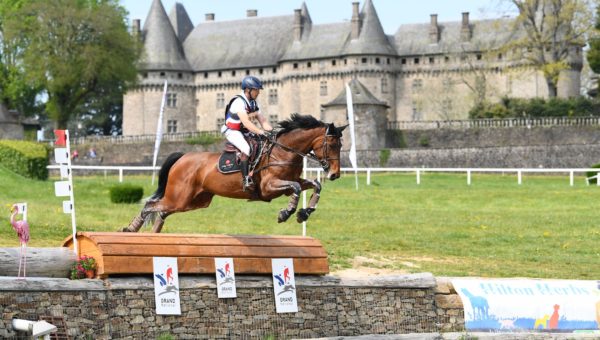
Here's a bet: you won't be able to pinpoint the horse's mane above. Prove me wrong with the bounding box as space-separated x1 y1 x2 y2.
277 113 325 134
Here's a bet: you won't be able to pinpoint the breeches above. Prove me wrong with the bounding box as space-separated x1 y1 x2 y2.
221 127 250 156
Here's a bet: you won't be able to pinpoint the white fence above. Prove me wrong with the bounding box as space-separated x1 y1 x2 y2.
48 165 600 187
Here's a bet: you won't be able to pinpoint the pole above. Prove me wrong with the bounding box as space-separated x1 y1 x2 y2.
152 80 168 185
65 130 78 255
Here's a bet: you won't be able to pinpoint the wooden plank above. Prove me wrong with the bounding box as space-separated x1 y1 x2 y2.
102 256 329 275
96 244 327 258
81 234 322 247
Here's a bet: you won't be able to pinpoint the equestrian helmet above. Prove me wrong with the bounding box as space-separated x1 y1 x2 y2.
241 76 263 90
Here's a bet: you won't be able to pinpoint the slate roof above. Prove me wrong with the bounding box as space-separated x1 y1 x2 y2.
282 22 351 61
140 0 190 71
323 79 388 107
183 15 294 71
393 18 519 56
168 2 194 42
344 0 396 56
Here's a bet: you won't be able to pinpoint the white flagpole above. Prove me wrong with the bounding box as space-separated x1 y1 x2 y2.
345 83 358 190
302 157 307 236
65 130 78 255
152 80 168 185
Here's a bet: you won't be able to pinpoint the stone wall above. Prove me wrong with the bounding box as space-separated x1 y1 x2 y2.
0 274 464 339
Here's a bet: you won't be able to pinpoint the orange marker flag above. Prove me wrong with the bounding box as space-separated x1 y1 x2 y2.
54 130 67 146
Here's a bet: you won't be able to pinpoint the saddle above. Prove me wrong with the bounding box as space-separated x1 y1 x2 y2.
217 134 262 174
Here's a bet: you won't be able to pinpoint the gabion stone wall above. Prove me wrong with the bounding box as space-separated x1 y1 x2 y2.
0 273 464 339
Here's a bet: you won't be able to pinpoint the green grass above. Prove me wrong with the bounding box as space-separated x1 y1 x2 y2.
1 166 599 279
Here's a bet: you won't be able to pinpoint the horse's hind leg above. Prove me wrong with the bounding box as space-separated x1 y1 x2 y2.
296 179 321 223
121 202 156 232
151 212 171 233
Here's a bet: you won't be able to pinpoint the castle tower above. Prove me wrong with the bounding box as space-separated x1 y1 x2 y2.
123 0 194 136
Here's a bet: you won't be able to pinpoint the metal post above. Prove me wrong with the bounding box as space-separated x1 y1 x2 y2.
467 170 471 186
119 169 123 183
518 170 522 185
569 171 573 187
416 169 421 185
367 169 371 185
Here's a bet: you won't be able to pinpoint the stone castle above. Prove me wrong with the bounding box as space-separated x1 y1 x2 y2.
123 0 583 149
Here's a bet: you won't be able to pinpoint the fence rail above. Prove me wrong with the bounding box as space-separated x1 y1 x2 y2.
68 130 221 145
387 116 600 130
48 165 600 187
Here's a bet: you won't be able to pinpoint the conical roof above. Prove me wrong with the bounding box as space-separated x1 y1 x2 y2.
323 79 388 107
169 2 194 42
344 0 396 56
140 0 190 71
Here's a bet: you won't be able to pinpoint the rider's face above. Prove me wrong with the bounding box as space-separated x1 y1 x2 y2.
250 88 260 99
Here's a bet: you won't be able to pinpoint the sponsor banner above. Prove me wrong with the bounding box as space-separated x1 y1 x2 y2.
153 257 181 315
272 258 298 313
215 258 237 298
453 278 600 331
54 181 71 197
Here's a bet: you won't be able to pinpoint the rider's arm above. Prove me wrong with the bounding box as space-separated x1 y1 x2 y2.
255 112 273 131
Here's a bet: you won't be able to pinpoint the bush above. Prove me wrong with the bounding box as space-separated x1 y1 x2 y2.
0 140 49 180
109 184 144 203
469 97 600 119
185 133 223 146
586 163 600 185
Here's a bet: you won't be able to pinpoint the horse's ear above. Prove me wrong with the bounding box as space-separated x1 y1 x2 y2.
336 124 348 135
326 123 335 135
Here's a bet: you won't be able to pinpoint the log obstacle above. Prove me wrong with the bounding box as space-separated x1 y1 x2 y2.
0 247 76 278
62 232 329 278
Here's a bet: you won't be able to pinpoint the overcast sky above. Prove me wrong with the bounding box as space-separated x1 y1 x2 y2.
120 0 513 35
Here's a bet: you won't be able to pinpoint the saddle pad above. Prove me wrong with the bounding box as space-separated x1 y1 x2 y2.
217 152 241 174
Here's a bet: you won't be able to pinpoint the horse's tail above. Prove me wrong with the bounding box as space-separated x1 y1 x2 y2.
149 152 185 201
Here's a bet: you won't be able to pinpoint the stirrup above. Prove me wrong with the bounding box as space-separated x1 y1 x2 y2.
243 176 255 192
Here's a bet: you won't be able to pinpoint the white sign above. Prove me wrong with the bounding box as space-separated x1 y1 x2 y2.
54 148 69 164
62 201 72 214
13 202 27 222
59 165 70 179
54 181 71 197
271 258 298 313
153 257 181 315
453 278 600 331
215 258 237 298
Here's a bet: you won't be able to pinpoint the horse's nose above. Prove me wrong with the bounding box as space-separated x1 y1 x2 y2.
327 172 340 181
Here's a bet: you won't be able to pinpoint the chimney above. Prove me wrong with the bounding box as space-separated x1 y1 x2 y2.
247 9 257 17
351 2 361 40
132 19 141 37
461 12 471 41
294 9 303 41
205 13 215 21
429 14 439 44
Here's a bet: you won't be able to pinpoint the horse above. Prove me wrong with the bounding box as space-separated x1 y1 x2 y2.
122 114 347 233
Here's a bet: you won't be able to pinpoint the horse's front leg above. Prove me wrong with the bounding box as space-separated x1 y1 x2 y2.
296 178 321 223
264 179 302 223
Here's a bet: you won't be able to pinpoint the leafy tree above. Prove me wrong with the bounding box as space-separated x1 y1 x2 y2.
508 0 594 97
587 5 600 77
4 0 140 129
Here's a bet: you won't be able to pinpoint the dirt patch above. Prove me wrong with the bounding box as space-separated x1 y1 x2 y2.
330 255 418 278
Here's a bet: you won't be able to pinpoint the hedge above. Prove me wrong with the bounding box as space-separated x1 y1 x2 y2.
0 140 49 180
109 184 144 204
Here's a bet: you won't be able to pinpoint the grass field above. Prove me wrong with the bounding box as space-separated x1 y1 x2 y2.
1 166 599 279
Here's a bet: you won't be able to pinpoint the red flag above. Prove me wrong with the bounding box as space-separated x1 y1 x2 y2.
54 130 67 146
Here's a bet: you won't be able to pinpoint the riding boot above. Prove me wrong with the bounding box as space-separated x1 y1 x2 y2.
241 160 254 192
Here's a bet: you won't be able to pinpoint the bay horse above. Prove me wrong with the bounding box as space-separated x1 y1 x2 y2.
122 114 346 233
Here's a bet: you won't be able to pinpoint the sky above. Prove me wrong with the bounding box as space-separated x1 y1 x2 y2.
120 0 514 35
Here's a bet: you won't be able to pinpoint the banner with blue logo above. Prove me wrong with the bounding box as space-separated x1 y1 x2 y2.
452 278 600 331
215 257 237 298
272 258 298 313
153 257 181 315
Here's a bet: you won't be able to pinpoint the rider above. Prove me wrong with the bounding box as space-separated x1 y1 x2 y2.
221 75 273 191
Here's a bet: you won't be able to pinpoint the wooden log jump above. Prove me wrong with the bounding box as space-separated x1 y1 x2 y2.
62 232 329 278
0 247 76 278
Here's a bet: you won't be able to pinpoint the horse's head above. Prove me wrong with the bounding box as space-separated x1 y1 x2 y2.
313 123 347 181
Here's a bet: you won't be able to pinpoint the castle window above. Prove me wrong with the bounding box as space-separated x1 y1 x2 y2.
444 56 450 63
497 53 503 60
412 101 422 121
375 57 380 64
269 115 278 126
344 59 347 65
246 69 250 75
178 73 183 79
272 67 277 73
443 78 452 90
387 58 390 64
293 63 298 69
361 58 367 64
167 120 178 133
160 72 165 77
412 79 423 92
232 70 236 76
143 73 148 78
442 99 452 116
218 71 222 78
429 57 434 64
166 93 177 107
268 89 278 105
381 78 388 94
216 118 225 131
401 58 407 65
259 68 264 74
216 93 225 108
332 60 336 66
320 81 327 96
307 62 311 68
476 54 482 61
204 72 208 78
414 58 420 64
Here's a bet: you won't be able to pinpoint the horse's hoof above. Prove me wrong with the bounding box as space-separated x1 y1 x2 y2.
120 227 133 232
296 209 309 223
278 209 290 223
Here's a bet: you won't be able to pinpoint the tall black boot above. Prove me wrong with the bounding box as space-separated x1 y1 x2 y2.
241 159 254 192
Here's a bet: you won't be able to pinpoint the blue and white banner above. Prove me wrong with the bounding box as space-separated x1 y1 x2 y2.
272 258 298 313
153 257 181 315
453 278 600 331
215 258 237 298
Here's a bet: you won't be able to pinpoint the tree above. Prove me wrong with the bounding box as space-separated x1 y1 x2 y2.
508 0 594 97
4 0 140 129
587 5 600 76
